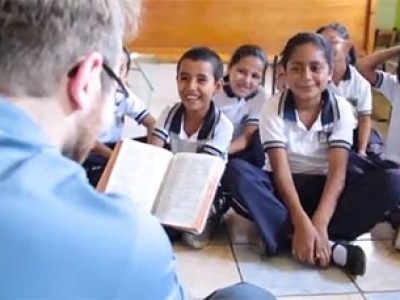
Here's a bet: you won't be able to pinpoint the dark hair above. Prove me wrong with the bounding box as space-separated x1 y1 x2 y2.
228 44 267 69
316 22 357 65
280 32 333 70
122 47 131 74
177 47 224 81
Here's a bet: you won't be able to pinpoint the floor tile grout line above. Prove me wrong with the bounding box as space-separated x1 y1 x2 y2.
225 224 245 282
364 289 400 294
348 272 368 300
275 292 364 298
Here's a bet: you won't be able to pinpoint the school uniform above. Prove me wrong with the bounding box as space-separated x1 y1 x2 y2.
153 101 233 241
152 101 233 161
373 71 400 165
329 64 384 156
98 87 150 144
83 87 150 186
224 89 400 254
213 83 267 166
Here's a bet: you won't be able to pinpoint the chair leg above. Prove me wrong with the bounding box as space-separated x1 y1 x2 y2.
132 58 155 91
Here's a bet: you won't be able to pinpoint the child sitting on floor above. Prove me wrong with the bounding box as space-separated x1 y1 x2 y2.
224 32 400 276
149 46 234 249
83 47 155 186
214 44 268 167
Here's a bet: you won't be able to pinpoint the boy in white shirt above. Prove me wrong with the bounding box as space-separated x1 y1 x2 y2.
150 47 233 249
357 45 400 243
317 23 383 158
84 47 155 186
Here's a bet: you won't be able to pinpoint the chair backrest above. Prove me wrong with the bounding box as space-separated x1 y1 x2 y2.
374 28 397 49
270 55 279 95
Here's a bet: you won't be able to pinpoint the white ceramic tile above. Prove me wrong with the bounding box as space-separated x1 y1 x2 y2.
174 245 241 299
278 294 363 300
365 292 400 300
357 223 395 241
225 209 259 244
353 240 400 292
233 244 358 297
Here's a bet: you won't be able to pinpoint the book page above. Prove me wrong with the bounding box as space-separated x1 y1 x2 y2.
153 153 225 232
98 139 173 212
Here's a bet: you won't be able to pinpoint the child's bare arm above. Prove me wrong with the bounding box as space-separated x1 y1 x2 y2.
91 142 113 159
228 125 257 154
141 114 156 142
357 46 400 85
357 115 372 156
148 134 164 148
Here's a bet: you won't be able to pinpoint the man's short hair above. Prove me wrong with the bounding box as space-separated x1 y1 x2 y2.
0 0 135 97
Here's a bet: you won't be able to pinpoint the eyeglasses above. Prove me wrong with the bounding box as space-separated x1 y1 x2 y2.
67 62 129 99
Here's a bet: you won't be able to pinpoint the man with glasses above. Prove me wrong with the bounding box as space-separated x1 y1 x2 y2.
0 0 184 299
0 0 275 299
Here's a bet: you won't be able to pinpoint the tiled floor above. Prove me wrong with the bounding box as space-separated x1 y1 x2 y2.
126 62 400 300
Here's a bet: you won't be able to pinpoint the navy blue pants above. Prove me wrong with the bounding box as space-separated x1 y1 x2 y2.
83 137 148 187
224 157 400 254
82 142 116 187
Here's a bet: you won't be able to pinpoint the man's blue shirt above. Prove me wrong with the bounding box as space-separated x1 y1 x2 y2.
0 98 185 300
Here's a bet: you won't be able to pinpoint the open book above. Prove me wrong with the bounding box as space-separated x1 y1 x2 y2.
97 139 225 234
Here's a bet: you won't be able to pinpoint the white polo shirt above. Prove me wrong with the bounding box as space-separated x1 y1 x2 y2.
98 87 150 143
329 65 372 117
260 90 355 174
152 101 233 161
373 71 400 164
213 84 267 139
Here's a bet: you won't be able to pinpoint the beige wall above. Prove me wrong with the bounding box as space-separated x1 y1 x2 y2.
376 0 398 28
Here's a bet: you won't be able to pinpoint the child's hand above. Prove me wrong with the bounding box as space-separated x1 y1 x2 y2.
292 215 319 265
358 150 367 157
313 224 331 268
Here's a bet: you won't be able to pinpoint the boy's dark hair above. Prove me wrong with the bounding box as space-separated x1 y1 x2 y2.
280 32 333 71
316 22 357 65
228 44 267 69
177 47 224 81
122 47 132 75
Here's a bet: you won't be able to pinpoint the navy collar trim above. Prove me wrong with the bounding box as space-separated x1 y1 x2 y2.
169 101 220 140
342 64 352 81
279 89 340 125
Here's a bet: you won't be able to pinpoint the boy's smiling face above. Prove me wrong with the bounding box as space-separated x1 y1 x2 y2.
177 59 221 115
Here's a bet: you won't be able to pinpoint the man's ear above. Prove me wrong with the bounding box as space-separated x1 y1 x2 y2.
67 52 103 112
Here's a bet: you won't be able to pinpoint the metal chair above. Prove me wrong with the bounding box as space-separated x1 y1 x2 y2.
129 52 155 91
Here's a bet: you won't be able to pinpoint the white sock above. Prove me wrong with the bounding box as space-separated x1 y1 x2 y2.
329 241 347 266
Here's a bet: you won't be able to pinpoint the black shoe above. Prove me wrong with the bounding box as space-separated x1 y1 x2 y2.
333 243 367 276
